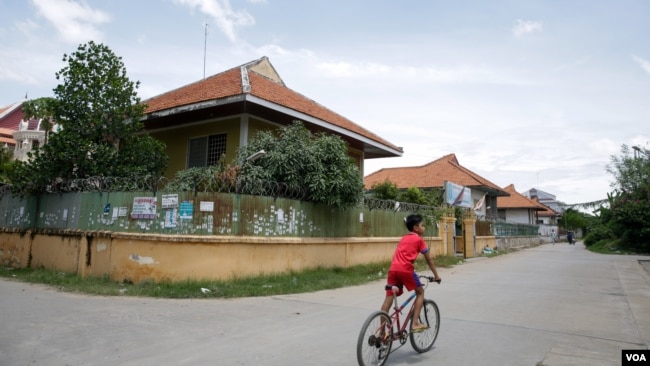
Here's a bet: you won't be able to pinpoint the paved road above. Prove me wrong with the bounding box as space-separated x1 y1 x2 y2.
1 242 649 366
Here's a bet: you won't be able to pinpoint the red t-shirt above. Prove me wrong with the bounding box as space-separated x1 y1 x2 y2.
389 232 429 272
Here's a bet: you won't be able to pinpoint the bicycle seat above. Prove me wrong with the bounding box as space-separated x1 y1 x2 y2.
384 284 402 295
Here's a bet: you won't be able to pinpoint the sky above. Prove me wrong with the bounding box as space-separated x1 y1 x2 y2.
1 0 649 207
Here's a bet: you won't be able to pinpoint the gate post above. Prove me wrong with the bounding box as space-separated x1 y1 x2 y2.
439 215 457 257
463 211 477 258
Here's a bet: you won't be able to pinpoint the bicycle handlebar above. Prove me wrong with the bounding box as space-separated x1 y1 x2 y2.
420 275 442 284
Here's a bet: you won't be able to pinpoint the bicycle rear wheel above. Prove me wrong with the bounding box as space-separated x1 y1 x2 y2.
409 299 440 353
357 311 392 366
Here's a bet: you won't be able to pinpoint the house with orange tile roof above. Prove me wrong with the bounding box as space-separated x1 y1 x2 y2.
497 184 555 222
364 153 510 219
142 57 403 178
497 184 560 236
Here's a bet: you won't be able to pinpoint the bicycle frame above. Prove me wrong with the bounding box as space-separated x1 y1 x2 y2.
385 276 435 346
357 274 440 366
387 290 417 341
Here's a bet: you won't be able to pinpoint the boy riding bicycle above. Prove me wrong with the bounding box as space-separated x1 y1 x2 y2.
380 214 441 332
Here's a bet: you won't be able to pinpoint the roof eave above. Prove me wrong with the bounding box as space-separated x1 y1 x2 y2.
142 94 402 159
245 95 402 158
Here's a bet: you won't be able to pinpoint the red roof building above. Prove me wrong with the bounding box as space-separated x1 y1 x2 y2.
142 57 402 176
0 100 45 160
497 184 556 224
364 153 510 218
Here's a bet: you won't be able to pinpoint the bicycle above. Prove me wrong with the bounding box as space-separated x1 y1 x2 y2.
356 274 441 366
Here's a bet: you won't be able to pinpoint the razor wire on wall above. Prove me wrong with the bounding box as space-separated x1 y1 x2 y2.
3 176 445 213
1 175 309 201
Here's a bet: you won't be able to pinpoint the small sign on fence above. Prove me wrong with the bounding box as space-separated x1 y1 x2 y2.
131 197 157 219
180 201 193 220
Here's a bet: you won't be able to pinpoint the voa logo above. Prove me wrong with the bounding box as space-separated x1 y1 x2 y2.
622 350 649 365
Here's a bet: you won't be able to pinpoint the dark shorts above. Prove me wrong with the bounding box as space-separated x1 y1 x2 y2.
385 271 422 296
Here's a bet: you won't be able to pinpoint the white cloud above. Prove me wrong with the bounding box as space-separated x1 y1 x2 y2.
314 60 530 85
513 19 542 38
633 55 650 75
174 0 255 43
14 19 40 37
31 0 110 43
254 43 314 59
317 61 391 77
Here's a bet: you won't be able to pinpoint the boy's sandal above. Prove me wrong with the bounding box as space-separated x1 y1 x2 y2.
411 325 429 333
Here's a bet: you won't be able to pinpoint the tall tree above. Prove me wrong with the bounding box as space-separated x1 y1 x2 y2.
11 41 167 194
236 121 364 208
370 179 400 200
604 144 650 252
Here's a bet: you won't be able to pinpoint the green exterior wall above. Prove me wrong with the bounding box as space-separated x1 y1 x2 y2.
0 192 438 238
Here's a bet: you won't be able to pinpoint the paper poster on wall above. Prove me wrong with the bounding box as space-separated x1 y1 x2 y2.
131 197 157 219
161 194 178 209
180 201 193 220
164 208 177 228
199 201 214 212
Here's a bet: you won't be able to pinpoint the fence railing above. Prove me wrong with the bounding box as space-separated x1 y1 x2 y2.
1 176 538 238
490 221 539 236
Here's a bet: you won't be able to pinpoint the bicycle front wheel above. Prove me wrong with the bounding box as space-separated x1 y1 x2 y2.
409 299 440 353
357 311 392 366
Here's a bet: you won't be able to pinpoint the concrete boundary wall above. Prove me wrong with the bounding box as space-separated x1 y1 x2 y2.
495 235 546 250
0 214 500 283
0 228 453 283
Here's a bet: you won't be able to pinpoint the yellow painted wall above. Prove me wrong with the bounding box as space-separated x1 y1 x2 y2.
0 228 464 283
475 236 495 254
0 229 30 267
150 117 242 178
150 116 367 178
30 231 81 273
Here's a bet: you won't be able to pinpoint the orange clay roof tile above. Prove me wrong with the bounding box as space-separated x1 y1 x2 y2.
364 153 507 195
143 58 401 153
497 184 548 210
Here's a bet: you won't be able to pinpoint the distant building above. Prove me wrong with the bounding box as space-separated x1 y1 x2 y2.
522 187 561 225
364 153 510 219
497 184 549 224
0 99 46 161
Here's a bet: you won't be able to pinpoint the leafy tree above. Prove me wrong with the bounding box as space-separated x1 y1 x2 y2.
400 186 428 205
236 121 364 207
0 146 14 183
165 162 239 193
558 208 586 232
370 179 400 200
10 41 167 194
598 144 650 252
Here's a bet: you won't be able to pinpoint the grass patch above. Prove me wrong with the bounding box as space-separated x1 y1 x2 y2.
586 240 621 254
585 239 647 255
0 255 462 299
423 255 464 267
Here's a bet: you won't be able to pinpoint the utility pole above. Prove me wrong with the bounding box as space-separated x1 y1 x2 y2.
203 22 208 79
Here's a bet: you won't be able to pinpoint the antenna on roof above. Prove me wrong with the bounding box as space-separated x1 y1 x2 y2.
203 21 209 79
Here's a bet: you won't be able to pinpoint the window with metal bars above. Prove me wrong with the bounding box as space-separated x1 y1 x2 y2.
187 134 227 168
